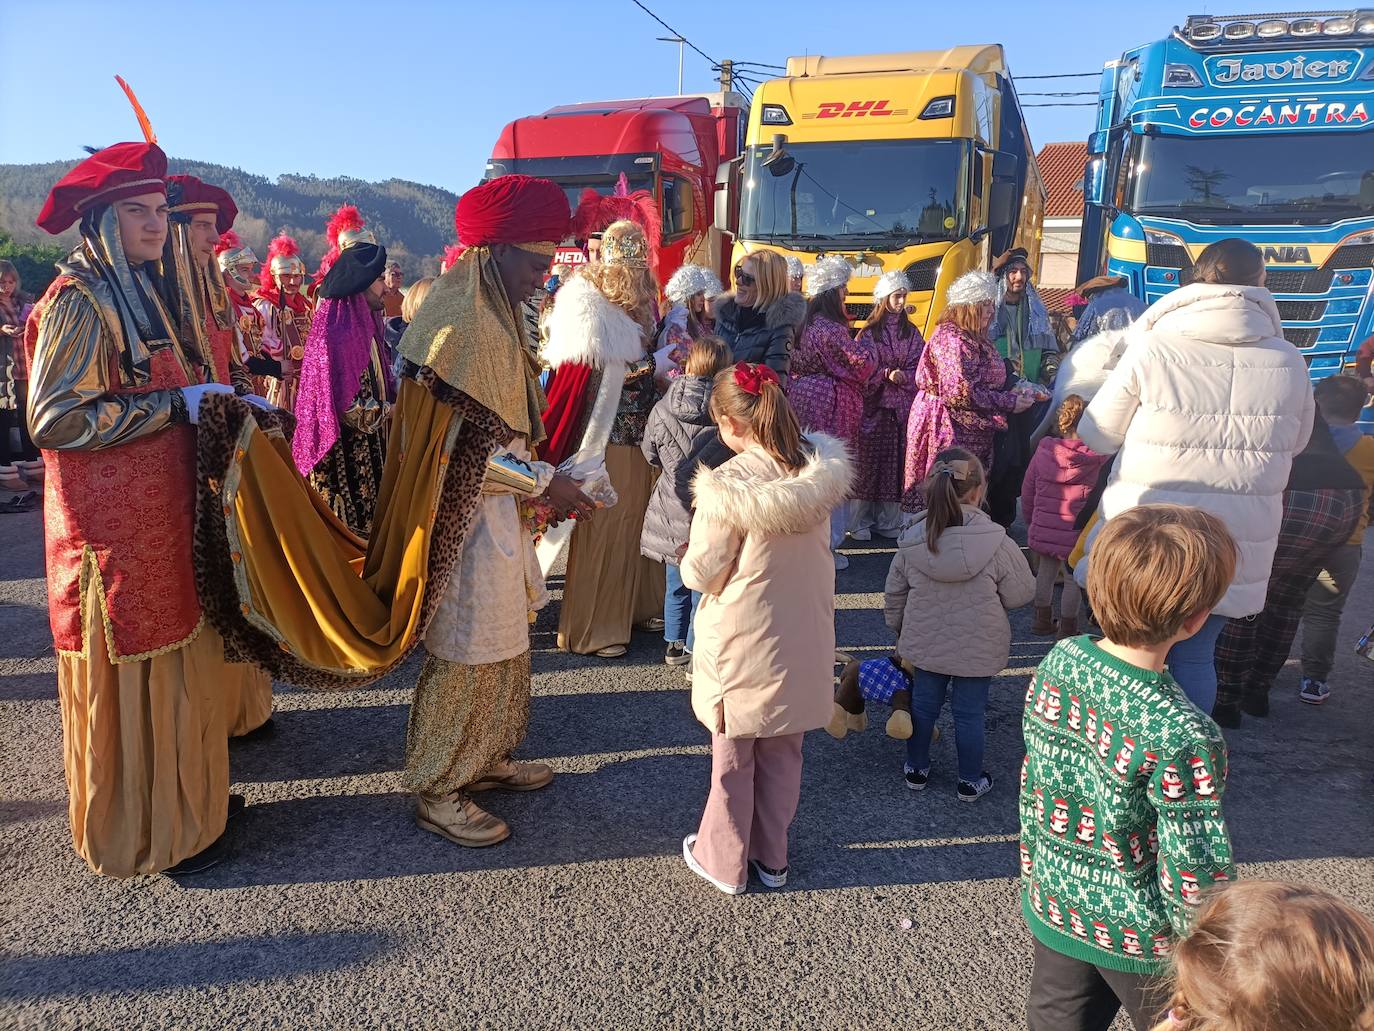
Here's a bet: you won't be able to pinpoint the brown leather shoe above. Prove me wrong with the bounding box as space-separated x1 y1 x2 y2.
1032 605 1055 636
414 791 510 848
469 759 554 793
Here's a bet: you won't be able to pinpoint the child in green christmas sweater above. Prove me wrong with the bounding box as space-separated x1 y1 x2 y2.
1021 504 1238 1031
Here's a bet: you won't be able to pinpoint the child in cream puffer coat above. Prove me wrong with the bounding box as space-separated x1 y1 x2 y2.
882 447 1034 802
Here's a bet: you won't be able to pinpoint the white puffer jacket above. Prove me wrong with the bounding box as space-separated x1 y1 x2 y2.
1077 283 1314 618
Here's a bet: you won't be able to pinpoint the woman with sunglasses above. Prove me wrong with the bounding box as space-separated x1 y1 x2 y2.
712 251 805 379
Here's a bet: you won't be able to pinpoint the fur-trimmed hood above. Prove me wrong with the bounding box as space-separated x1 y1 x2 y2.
542 274 647 370
691 432 853 535
715 290 806 331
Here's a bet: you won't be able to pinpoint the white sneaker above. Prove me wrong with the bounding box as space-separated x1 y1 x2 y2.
833 552 850 571
682 834 745 895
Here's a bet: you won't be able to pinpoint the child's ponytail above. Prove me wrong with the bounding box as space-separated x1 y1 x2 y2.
710 363 809 472
921 447 985 553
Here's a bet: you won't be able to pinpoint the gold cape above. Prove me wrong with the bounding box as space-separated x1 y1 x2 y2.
397 246 546 444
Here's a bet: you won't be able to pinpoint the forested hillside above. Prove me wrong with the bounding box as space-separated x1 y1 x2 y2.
0 157 463 293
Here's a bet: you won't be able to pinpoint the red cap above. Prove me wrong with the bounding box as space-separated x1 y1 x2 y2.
167 174 237 235
36 142 168 235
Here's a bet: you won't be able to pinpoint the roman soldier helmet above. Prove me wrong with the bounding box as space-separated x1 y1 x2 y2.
315 204 377 283
214 229 259 290
261 233 306 293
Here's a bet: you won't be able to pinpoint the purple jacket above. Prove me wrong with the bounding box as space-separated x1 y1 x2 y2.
787 315 877 443
1020 436 1111 559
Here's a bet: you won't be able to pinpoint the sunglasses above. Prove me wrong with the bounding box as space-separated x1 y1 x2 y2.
733 266 756 288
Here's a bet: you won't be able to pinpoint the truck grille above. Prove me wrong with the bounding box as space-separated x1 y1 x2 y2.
1275 300 1325 322
1286 328 1319 349
1146 244 1191 269
1267 245 1374 294
904 257 942 293
845 302 874 321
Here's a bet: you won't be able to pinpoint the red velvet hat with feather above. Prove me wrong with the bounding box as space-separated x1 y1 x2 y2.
314 204 376 284
570 173 662 278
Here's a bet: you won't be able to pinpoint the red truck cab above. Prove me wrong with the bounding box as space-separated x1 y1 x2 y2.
485 93 748 287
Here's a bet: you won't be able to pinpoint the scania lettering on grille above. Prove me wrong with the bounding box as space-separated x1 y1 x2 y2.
1187 101 1369 128
1262 246 1311 264
807 100 906 119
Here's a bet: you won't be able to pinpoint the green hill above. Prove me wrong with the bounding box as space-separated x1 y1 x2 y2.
0 157 461 292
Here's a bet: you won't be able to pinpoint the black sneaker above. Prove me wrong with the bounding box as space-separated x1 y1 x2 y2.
904 767 930 791
664 641 690 667
748 857 788 888
957 772 994 803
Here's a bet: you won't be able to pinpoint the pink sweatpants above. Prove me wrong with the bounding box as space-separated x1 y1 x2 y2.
693 731 805 887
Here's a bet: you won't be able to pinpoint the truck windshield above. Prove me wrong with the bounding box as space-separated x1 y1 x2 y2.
484 155 655 213
739 139 967 247
1127 132 1374 224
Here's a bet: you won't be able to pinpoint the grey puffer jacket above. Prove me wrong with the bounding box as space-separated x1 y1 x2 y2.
713 292 807 378
640 375 734 564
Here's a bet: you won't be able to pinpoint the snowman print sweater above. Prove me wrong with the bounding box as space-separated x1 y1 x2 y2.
1018 635 1234 976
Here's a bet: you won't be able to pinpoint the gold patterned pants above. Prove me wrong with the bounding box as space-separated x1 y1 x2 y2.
402 650 532 795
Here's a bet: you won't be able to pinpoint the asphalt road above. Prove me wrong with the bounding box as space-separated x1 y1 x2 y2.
2 504 1372 1030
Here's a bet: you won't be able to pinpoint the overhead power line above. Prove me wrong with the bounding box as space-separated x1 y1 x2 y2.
735 61 787 70
628 0 718 66
1017 72 1101 79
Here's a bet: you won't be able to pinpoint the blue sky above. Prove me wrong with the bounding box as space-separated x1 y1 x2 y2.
0 0 1339 191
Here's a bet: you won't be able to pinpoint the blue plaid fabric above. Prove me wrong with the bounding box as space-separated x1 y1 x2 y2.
857 657 913 704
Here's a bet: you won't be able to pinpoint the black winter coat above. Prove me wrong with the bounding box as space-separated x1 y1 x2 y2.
713 292 806 378
639 375 734 564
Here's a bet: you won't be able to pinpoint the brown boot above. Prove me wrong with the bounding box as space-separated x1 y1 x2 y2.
469 758 554 793
1032 605 1055 636
1056 614 1080 640
414 791 510 847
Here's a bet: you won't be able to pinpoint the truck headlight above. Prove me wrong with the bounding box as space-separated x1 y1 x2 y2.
1143 228 1187 247
920 97 955 119
760 105 792 126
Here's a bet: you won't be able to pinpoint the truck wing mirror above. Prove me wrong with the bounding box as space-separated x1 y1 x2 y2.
714 158 740 235
1083 154 1108 207
1087 129 1108 156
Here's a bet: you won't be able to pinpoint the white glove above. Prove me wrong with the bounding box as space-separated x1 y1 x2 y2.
180 383 236 425
239 393 274 410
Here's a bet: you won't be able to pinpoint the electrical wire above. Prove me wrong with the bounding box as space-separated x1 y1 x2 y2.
1017 72 1101 79
735 61 787 70
628 0 719 66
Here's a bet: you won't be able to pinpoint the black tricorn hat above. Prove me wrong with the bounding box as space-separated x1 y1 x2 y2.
321 242 388 299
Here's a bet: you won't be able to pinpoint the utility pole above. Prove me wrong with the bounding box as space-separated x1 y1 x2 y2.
718 59 734 93
657 35 685 94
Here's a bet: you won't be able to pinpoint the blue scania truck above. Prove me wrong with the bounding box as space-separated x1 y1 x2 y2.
1077 10 1374 425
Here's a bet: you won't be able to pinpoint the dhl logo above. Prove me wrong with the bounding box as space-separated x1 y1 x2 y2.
804 100 908 119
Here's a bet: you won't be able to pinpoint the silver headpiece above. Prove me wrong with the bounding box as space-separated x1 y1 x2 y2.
665 264 713 305
945 269 998 308
784 256 805 280
873 270 912 302
805 255 851 296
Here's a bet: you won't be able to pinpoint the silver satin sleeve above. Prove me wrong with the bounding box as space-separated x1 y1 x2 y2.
341 395 386 433
27 289 177 451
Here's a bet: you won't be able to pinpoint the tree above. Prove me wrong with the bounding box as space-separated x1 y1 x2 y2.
0 231 65 299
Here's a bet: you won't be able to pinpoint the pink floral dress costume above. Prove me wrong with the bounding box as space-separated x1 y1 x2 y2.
786 314 878 445
900 321 1018 512
854 318 924 504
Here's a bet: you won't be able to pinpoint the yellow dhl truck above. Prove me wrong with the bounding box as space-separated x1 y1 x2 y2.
716 47 1045 331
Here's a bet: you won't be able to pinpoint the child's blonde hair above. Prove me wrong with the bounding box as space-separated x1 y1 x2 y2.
1056 393 1087 437
684 335 731 378
1167 880 1374 1031
401 277 434 323
921 447 984 553
710 363 807 472
1087 504 1236 647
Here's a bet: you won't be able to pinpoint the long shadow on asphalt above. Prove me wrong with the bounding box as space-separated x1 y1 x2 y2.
0 930 390 1000
228 689 708 784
